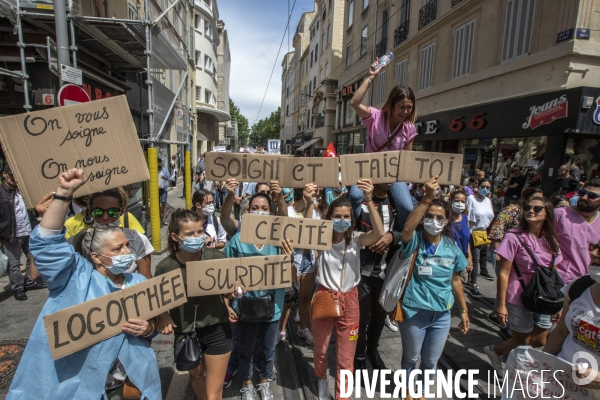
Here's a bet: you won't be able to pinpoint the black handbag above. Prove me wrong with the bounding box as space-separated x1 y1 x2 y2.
239 295 275 322
513 236 564 315
173 302 202 371
284 280 300 303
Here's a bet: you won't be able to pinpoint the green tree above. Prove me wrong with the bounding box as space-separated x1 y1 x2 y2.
249 107 281 148
229 98 250 148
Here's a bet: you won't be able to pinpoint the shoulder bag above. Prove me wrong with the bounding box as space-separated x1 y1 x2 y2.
471 229 491 247
239 295 275 322
311 241 347 320
392 246 419 323
379 248 418 312
513 236 564 315
173 302 203 371
375 127 402 153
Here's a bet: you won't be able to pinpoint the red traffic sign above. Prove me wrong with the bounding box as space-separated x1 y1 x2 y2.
57 84 91 106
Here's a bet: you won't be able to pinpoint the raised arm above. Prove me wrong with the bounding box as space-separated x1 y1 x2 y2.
402 176 439 244
303 183 318 219
40 169 86 230
357 179 385 247
271 181 288 217
350 59 385 119
220 178 240 236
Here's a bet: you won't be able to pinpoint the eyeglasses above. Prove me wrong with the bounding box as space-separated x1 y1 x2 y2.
90 207 121 218
578 189 600 200
589 242 600 252
480 185 491 189
424 213 446 222
523 205 545 213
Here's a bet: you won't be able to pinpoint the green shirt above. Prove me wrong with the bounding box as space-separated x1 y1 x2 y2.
154 249 229 339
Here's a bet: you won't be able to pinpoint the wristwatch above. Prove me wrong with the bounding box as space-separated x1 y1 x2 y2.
52 192 73 202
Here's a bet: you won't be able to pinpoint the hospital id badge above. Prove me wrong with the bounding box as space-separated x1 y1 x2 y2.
417 266 432 276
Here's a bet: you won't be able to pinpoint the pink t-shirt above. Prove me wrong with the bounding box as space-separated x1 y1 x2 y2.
495 231 562 307
361 107 417 153
554 207 600 284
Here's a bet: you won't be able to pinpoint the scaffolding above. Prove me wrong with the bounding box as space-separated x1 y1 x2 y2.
0 0 194 250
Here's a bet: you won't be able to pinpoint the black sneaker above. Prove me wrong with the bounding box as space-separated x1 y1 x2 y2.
500 325 512 340
367 350 386 370
354 357 367 372
480 271 495 281
13 289 27 301
488 313 502 327
25 281 47 290
469 286 483 298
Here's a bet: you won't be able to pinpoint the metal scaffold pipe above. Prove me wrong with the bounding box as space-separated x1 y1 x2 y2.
185 149 192 210
54 0 71 83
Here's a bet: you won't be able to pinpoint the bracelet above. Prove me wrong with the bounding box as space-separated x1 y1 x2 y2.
420 199 432 205
364 198 373 203
52 192 73 202
143 320 156 337
459 309 468 314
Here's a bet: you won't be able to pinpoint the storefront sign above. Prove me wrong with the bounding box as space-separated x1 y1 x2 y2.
415 119 439 135
341 85 354 97
522 95 568 130
556 28 574 43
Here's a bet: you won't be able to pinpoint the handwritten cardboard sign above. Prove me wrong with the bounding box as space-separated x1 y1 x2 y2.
240 214 333 250
397 151 462 185
43 269 187 360
0 96 150 207
186 254 294 296
279 156 339 188
340 151 400 185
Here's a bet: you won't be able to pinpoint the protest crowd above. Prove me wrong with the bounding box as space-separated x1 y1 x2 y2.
2 57 600 400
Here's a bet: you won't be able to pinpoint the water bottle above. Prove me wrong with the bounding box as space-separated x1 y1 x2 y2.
374 52 394 71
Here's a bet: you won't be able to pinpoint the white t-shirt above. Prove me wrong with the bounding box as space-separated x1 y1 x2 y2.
316 232 362 292
202 173 215 193
466 194 495 231
123 229 154 274
287 206 318 267
204 217 227 244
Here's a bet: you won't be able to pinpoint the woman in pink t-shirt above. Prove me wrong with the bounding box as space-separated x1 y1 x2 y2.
483 197 562 378
348 58 418 230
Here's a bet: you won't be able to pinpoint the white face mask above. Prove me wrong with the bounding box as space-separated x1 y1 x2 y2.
93 219 120 229
201 204 215 216
589 265 600 283
423 218 445 236
452 202 466 213
250 210 271 216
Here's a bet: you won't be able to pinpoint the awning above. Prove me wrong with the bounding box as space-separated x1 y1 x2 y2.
296 137 322 151
197 105 231 122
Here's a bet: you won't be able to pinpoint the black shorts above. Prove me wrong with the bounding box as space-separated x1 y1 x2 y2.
176 322 232 356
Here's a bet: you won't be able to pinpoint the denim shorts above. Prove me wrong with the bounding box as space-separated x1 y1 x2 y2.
159 188 168 203
296 254 314 276
507 303 552 333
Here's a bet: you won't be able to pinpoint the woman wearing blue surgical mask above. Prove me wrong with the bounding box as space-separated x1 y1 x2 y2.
155 208 238 400
192 188 227 249
312 180 385 400
465 178 495 298
7 169 161 399
399 176 470 400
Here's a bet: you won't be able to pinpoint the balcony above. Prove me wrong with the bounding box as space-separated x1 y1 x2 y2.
394 20 409 46
418 0 437 30
375 38 387 58
452 0 463 6
315 114 325 128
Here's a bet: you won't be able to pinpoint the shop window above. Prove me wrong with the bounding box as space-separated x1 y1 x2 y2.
501 0 536 63
344 98 355 126
348 0 354 28
452 19 475 79
395 58 407 86
376 71 386 105
418 42 435 90
336 133 349 155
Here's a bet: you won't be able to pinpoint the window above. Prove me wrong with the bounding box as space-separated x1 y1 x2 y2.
321 33 325 50
327 24 331 44
286 105 289 116
395 58 407 86
344 98 355 125
195 51 201 66
329 0 332 10
308 110 311 127
205 89 212 104
419 42 435 90
127 4 138 19
399 0 410 25
323 8 326 20
204 55 214 74
361 27 368 56
452 19 475 79
348 0 354 28
310 50 313 67
317 20 319 31
196 86 202 101
363 0 369 9
315 44 318 61
501 0 536 63
313 76 316 90
309 81 312 93
346 42 352 67
376 71 386 104
325 61 330 77
204 19 213 40
195 15 201 30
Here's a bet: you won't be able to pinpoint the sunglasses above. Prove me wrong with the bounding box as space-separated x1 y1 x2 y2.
578 189 600 200
91 207 121 218
590 242 600 252
424 213 446 222
523 205 545 213
480 185 491 189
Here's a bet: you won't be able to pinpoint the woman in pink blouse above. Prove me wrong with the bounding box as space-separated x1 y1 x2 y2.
349 58 417 230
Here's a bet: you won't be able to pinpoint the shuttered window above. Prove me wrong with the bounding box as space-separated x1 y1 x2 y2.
376 70 387 105
395 58 407 86
452 19 475 79
418 42 435 90
501 0 536 63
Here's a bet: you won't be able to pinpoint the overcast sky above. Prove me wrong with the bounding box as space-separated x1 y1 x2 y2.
218 0 315 126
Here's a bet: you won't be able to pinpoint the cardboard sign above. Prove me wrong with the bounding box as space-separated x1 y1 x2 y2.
0 96 149 207
279 156 339 188
205 152 283 182
397 151 462 185
340 151 400 185
240 214 333 250
186 254 294 296
43 269 187 360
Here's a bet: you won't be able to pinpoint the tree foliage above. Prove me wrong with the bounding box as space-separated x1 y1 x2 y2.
229 98 250 148
249 107 281 148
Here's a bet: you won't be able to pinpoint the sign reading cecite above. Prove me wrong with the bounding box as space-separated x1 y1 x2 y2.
0 96 150 207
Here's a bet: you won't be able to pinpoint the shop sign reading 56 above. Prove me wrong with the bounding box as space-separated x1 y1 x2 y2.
417 113 487 135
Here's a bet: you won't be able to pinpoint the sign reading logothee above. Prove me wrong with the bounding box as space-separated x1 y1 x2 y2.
43 269 187 360
0 96 150 207
187 255 294 296
397 151 462 185
240 214 333 250
340 151 400 185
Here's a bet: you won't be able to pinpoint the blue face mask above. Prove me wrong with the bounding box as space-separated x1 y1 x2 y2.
334 187 343 193
101 253 134 274
178 235 206 253
479 187 490 196
332 218 352 233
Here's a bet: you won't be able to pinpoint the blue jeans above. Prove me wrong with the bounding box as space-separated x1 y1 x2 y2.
227 322 264 375
238 320 278 381
399 309 451 385
348 182 414 231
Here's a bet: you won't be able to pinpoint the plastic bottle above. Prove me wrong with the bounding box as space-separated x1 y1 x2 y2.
374 52 394 71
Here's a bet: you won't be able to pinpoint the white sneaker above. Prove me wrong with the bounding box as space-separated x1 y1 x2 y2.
257 382 274 400
318 378 331 400
276 330 286 345
297 327 314 345
240 384 257 400
294 309 300 323
484 345 505 379
384 316 399 332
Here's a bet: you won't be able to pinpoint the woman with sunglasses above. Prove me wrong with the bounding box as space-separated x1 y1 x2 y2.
192 189 227 249
465 178 495 298
399 176 470 399
484 197 562 378
8 169 161 399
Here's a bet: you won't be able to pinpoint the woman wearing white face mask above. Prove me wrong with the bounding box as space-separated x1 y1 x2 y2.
399 176 470 400
449 188 474 275
543 241 600 390
192 188 227 249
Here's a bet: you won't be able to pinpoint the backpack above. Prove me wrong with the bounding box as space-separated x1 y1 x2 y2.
568 275 595 303
513 235 564 315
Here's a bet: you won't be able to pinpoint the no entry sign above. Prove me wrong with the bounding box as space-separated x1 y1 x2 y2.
57 84 91 106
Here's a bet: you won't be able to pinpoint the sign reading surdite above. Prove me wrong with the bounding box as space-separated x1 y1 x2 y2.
0 96 150 207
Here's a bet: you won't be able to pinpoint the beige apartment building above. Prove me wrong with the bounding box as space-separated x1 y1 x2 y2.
336 0 600 195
